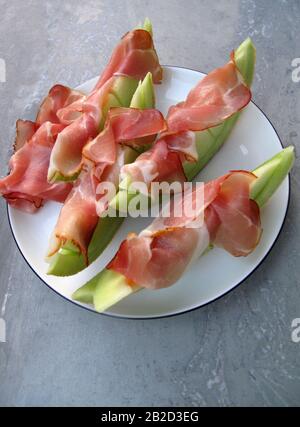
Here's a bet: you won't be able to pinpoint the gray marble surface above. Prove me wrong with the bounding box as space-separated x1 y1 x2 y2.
0 0 299 407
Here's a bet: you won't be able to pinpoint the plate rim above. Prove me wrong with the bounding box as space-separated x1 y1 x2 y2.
7 64 291 320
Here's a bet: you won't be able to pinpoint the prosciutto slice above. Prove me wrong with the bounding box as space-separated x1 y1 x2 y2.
56 97 87 125
83 107 166 164
36 84 85 126
1 84 84 212
122 135 193 189
13 85 82 152
0 123 72 213
14 120 37 152
166 53 251 133
47 76 120 182
94 29 163 91
205 172 262 256
47 167 99 262
122 52 251 188
48 108 166 263
108 171 262 289
55 27 162 125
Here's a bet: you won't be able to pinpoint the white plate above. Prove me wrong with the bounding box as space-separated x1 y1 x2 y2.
8 66 289 319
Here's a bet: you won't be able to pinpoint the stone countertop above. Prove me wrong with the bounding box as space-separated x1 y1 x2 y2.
0 0 299 406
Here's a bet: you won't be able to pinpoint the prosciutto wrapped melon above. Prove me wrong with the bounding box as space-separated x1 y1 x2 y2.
46 73 165 275
47 19 164 276
47 19 162 182
73 146 295 311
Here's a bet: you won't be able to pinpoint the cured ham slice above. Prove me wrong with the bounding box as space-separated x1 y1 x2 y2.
0 122 72 213
205 172 262 256
14 85 82 152
47 76 139 182
36 84 85 126
166 53 251 133
47 167 99 263
108 171 262 289
48 108 166 263
55 26 162 124
83 107 166 164
1 83 86 212
163 131 198 162
122 52 251 188
47 77 117 182
94 29 163 91
56 97 87 125
122 135 193 189
4 192 43 213
14 120 37 152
